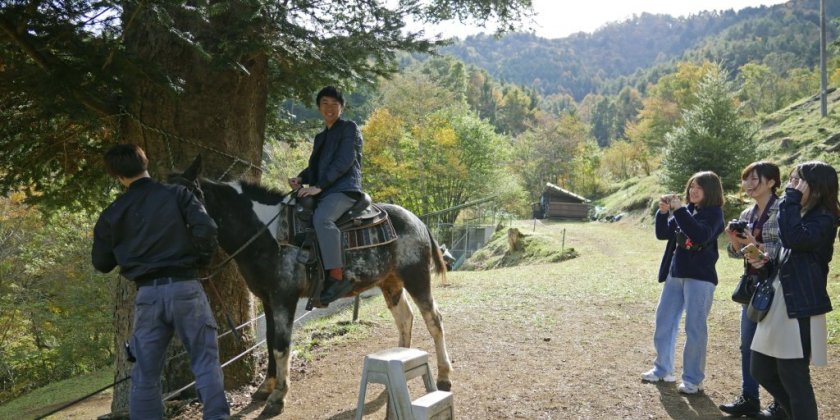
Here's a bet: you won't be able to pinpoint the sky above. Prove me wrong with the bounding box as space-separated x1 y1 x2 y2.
421 0 790 40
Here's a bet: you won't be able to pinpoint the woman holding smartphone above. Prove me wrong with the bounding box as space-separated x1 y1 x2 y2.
719 161 783 418
642 171 725 395
747 161 839 419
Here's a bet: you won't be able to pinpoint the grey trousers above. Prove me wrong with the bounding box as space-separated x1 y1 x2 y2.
314 192 356 270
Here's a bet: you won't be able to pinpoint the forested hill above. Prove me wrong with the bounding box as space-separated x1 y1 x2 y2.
440 0 839 100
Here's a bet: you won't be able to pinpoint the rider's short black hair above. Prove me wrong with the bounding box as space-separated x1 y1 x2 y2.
316 86 344 106
103 144 148 178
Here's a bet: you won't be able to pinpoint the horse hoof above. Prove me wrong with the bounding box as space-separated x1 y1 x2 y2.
259 402 284 418
252 389 270 402
436 379 452 391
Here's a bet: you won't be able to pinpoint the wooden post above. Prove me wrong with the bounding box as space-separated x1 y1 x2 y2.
352 295 360 322
561 228 566 253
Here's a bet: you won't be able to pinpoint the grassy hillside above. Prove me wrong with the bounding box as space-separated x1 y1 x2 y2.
598 89 840 218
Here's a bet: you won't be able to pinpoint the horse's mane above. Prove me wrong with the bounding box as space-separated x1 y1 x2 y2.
235 180 289 205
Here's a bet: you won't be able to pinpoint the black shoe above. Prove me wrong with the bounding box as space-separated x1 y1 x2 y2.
319 276 353 305
719 394 760 417
756 401 788 420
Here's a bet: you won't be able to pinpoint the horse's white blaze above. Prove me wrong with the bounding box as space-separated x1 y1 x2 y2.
226 181 243 195
228 181 282 240
251 200 282 240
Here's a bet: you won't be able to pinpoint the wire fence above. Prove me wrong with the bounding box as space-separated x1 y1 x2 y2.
420 195 513 269
37 109 506 417
35 110 277 419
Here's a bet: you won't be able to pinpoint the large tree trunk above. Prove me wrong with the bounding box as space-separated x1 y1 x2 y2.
111 3 268 415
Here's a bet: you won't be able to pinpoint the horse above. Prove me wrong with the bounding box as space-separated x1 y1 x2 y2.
168 156 452 417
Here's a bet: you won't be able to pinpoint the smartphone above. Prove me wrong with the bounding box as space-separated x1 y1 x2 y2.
741 243 764 261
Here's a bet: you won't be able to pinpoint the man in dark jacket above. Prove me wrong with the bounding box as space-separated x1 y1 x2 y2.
92 144 230 420
289 86 363 304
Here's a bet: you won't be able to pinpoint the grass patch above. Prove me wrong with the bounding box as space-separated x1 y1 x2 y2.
459 226 577 270
291 315 375 363
8 216 840 415
1 369 112 419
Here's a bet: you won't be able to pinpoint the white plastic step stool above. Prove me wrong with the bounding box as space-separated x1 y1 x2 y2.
355 347 443 419
412 390 453 420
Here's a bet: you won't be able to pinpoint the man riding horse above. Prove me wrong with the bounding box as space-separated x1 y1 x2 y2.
288 86 362 305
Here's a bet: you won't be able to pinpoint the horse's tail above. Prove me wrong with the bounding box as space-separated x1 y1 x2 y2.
427 227 448 284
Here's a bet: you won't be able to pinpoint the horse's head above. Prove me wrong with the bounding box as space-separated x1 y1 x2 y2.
168 155 206 202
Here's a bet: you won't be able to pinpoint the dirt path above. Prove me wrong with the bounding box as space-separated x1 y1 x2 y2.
56 219 840 419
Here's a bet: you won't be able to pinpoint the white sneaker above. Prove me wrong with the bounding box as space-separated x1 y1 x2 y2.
678 382 704 394
641 369 676 383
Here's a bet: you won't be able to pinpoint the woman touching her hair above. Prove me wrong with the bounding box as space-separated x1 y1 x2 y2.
748 161 839 420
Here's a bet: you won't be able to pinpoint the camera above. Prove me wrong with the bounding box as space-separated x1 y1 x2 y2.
728 220 748 233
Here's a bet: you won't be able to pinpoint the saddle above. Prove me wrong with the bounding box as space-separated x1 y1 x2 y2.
285 193 398 309
295 193 388 232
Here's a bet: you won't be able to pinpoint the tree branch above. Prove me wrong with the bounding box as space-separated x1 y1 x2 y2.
0 17 118 117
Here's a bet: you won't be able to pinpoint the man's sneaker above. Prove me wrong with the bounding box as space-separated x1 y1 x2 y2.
641 369 676 383
677 381 704 394
756 401 788 420
319 276 354 305
719 394 760 417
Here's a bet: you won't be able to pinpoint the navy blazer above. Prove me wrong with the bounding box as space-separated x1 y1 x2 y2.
776 188 837 318
298 118 363 197
655 204 724 284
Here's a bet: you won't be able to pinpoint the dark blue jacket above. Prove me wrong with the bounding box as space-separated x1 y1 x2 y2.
655 204 724 284
298 118 363 197
776 188 837 318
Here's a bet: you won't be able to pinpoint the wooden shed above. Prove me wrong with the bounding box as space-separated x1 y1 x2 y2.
537 182 591 219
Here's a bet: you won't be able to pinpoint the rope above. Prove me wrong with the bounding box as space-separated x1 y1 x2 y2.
217 158 241 180
36 295 321 418
120 108 266 176
40 114 295 417
199 207 284 282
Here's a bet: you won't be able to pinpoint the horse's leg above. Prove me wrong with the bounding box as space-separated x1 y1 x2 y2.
252 299 276 401
380 276 413 347
260 298 296 418
401 268 453 391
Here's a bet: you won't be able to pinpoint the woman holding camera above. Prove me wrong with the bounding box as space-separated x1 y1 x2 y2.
642 171 724 395
747 161 839 420
719 161 783 419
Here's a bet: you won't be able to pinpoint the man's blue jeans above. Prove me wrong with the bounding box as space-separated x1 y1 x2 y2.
651 275 715 386
739 304 760 398
130 279 230 420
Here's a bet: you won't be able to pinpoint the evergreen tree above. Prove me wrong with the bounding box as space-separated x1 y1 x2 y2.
0 0 532 412
662 65 755 192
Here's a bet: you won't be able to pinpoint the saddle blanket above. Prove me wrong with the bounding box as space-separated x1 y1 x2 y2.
342 218 398 250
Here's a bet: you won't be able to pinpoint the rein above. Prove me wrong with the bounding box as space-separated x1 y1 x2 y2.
201 207 284 281
198 200 285 344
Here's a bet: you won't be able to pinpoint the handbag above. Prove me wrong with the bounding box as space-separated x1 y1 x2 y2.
731 273 758 304
734 202 776 306
746 277 775 323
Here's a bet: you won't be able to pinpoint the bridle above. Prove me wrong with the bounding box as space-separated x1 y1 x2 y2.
171 175 205 202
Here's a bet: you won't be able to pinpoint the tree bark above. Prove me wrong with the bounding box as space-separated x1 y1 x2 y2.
111 2 267 414
110 277 133 418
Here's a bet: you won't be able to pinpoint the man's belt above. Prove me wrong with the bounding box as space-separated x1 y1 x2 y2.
135 277 195 289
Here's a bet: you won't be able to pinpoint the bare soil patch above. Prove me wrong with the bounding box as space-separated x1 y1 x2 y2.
55 219 840 419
